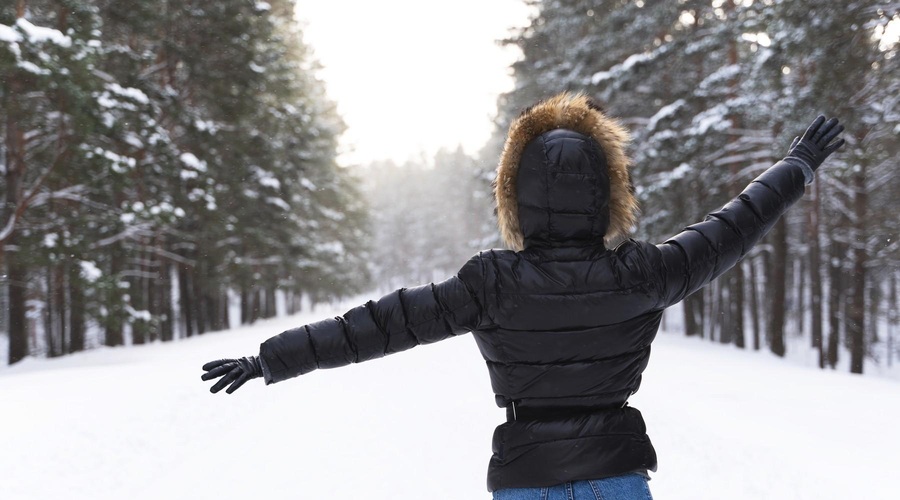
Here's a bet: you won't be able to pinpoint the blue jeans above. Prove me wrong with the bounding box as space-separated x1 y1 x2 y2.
492 473 653 500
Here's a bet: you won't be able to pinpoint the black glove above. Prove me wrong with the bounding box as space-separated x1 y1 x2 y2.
201 356 263 394
785 115 845 183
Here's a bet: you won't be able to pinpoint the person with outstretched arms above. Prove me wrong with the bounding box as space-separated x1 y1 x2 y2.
202 93 844 499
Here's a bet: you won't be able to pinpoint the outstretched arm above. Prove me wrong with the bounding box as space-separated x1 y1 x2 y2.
651 116 844 309
202 256 485 393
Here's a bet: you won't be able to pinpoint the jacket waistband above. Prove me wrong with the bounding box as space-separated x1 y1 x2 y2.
506 401 628 422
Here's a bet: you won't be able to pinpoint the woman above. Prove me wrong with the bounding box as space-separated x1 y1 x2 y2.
202 93 844 499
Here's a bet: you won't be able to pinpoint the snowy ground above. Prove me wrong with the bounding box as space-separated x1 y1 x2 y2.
2 302 898 500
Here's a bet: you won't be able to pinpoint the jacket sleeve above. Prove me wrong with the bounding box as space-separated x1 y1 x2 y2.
257 255 485 385
650 159 808 309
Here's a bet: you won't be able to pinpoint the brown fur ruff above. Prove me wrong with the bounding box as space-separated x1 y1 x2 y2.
493 92 639 251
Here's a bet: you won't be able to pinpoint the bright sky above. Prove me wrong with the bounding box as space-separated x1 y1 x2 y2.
293 1 534 166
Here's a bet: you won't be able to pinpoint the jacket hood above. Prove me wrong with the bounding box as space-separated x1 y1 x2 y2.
493 92 638 250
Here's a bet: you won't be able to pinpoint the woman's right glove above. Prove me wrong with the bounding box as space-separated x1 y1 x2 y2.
785 115 845 184
201 356 263 394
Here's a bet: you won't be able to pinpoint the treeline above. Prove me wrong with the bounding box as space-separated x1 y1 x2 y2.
0 0 369 365
491 0 899 373
361 147 494 289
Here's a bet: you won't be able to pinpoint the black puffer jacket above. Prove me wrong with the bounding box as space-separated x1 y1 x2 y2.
258 93 810 491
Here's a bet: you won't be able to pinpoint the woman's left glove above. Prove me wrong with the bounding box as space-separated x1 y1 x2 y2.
785 115 845 184
201 356 263 394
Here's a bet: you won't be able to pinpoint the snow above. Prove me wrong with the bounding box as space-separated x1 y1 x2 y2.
101 111 115 128
260 177 281 189
187 188 205 202
318 206 346 221
1 304 897 500
194 120 218 134
741 32 772 47
42 233 58 248
300 177 317 191
17 60 48 75
651 163 693 191
97 149 137 173
647 99 685 131
688 104 732 136
699 64 741 90
123 133 144 149
125 305 152 322
265 196 290 211
180 169 199 180
0 23 22 43
80 260 102 282
179 152 207 172
592 52 653 83
316 240 345 255
590 43 671 85
15 18 71 47
105 83 149 105
254 166 281 189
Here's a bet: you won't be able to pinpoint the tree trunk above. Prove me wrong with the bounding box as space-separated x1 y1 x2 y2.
159 259 174 342
240 285 250 325
808 178 824 367
68 260 85 354
768 217 787 357
683 292 703 337
179 263 194 337
4 74 28 364
716 280 730 344
220 288 230 330
826 234 844 369
132 265 146 344
285 290 294 315
191 263 208 335
105 247 124 347
729 264 745 347
265 286 277 319
6 244 28 364
704 285 715 340
796 252 805 336
749 256 761 351
888 273 896 368
45 267 55 357
147 254 159 343
847 160 867 374
51 263 67 357
723 29 745 348
250 286 261 323
867 281 880 347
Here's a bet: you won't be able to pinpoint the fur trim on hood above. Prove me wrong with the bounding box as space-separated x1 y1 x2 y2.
493 92 638 251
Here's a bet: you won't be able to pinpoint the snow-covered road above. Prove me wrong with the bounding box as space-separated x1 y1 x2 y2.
2 303 897 499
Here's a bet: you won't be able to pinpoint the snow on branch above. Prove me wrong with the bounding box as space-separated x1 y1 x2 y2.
14 18 71 47
90 223 156 249
646 99 686 132
589 42 674 85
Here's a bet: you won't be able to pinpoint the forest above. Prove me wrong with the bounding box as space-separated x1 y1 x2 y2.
1 0 370 365
2 0 899 375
